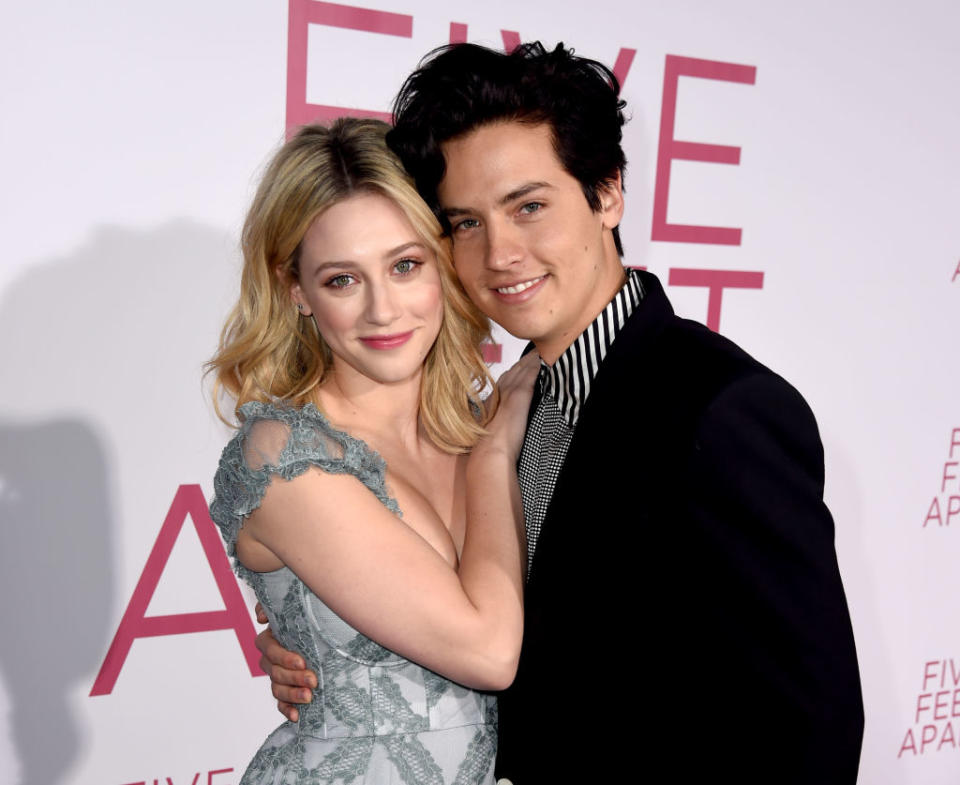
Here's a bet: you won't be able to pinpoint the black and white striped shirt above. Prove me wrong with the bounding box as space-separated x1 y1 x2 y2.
517 269 645 575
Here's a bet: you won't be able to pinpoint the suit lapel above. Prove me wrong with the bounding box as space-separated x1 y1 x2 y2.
524 270 676 580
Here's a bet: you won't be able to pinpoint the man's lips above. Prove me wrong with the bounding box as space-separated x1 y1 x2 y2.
492 275 547 300
358 331 414 349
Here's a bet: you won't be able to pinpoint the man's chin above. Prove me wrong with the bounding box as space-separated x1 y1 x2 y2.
488 319 541 342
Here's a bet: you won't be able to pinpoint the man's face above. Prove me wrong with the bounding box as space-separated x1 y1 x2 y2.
437 121 625 363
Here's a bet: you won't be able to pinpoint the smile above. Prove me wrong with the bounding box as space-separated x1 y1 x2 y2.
358 331 414 350
495 276 547 295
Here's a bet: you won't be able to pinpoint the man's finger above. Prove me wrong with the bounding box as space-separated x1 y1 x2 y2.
278 700 300 723
271 678 313 705
254 627 276 655
256 629 306 669
266 664 317 691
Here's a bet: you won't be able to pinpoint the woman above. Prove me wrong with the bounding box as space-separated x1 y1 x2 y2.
208 118 535 784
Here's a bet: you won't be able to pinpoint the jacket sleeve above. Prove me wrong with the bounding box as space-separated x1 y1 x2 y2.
683 370 864 784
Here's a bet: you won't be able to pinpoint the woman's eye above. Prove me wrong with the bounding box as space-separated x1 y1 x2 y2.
326 274 354 289
394 259 419 275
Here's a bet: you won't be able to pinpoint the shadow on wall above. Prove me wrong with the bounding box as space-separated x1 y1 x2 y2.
0 419 113 785
821 435 906 785
0 220 237 784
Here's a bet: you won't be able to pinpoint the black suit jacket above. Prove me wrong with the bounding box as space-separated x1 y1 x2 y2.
495 271 863 784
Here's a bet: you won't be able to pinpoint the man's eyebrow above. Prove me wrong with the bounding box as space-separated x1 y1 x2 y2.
441 205 473 219
498 181 551 207
441 182 553 217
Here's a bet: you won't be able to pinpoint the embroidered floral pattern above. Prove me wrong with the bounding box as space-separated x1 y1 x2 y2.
211 402 497 785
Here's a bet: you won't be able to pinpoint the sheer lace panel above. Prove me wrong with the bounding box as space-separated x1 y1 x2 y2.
211 401 401 576
209 401 497 784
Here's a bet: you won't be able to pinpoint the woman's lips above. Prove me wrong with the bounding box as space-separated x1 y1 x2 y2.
358 331 414 349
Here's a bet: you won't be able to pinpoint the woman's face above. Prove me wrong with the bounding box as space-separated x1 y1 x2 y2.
290 192 444 387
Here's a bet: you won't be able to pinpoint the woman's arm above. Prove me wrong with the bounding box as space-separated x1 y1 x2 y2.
244 353 537 693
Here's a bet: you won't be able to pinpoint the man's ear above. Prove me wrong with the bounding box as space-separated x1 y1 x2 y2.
598 171 625 230
277 266 312 317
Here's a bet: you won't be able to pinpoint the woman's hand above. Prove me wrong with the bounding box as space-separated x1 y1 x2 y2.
480 351 540 461
239 353 538 694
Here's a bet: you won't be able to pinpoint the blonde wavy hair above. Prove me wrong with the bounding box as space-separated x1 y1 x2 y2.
208 118 495 453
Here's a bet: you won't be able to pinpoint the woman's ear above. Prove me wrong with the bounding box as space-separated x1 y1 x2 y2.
278 266 312 317
289 283 312 317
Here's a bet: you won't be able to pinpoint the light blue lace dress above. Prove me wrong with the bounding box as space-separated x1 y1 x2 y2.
211 402 498 785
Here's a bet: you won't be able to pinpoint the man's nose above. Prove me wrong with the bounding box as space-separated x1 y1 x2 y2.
484 219 524 270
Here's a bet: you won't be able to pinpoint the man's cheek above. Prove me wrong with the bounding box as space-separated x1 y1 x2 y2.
452 262 481 294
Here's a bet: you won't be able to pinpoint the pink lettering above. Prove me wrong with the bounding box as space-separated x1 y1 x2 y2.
651 55 757 245
90 485 262 696
951 660 960 687
917 692 933 723
448 22 467 44
898 728 917 757
950 428 960 459
947 497 960 526
667 268 764 332
163 776 199 785
500 30 521 53
611 49 637 88
953 259 960 283
952 688 960 717
942 462 958 493
938 721 957 750
481 342 502 364
934 690 950 720
122 770 233 785
920 724 938 753
924 661 940 690
285 0 413 135
924 497 943 527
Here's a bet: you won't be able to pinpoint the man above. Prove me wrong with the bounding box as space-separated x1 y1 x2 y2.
259 42 864 783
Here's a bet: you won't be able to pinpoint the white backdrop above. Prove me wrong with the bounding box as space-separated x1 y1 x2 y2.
2 1 959 783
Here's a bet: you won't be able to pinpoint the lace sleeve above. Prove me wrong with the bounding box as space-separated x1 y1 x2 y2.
209 401 401 569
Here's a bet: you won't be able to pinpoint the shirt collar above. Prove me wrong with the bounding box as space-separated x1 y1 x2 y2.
539 268 645 427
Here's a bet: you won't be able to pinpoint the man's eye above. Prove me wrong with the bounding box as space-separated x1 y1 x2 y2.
520 202 543 215
454 218 479 232
326 274 354 289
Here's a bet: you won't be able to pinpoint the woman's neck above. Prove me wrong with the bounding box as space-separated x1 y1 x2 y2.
314 363 424 452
